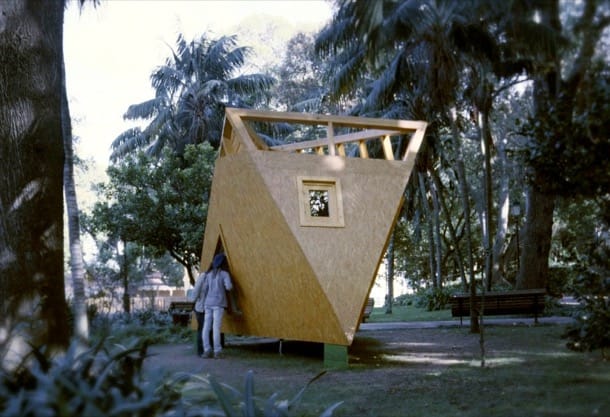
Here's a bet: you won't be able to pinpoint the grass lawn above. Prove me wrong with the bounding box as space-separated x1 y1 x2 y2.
366 304 452 322
148 317 609 417
307 325 610 417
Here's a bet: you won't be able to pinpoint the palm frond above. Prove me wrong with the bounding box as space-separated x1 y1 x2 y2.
227 74 275 96
123 97 163 120
110 128 151 163
150 65 184 95
362 52 403 112
328 47 367 99
290 97 324 113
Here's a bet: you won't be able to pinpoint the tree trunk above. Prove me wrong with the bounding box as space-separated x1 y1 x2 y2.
120 240 131 314
62 73 89 342
479 110 494 291
516 0 606 290
430 168 467 290
516 184 554 289
0 0 69 367
429 174 443 288
448 111 478 333
385 233 394 314
418 172 436 288
492 136 510 286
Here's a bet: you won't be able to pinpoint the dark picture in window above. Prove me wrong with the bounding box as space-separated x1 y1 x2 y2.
309 189 330 217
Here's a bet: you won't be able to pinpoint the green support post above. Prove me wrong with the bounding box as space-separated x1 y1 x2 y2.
324 344 348 369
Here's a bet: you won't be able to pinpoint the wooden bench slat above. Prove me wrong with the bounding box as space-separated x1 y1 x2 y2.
361 298 375 322
168 301 194 312
450 289 546 325
168 301 195 327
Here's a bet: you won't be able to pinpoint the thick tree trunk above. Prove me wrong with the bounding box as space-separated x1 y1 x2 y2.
0 0 69 367
479 111 494 291
492 138 510 286
516 183 554 289
516 0 606 291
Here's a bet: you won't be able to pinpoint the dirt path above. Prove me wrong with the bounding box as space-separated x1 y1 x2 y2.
142 321 606 417
144 317 574 382
143 322 549 388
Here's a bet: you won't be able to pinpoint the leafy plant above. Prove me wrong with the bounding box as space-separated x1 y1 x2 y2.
563 208 610 358
393 293 415 306
0 338 186 417
0 332 343 417
199 370 342 417
415 287 453 311
90 311 191 346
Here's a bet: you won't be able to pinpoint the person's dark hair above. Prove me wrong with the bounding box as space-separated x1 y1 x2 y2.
211 253 226 270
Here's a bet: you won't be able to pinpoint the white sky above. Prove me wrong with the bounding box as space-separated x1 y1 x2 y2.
63 0 332 166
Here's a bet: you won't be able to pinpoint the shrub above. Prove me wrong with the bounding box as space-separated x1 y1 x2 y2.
414 287 453 311
90 311 191 346
0 337 342 417
392 293 414 306
547 266 575 297
563 228 610 358
198 370 343 417
0 338 186 417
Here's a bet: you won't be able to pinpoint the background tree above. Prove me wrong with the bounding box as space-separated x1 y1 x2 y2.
509 0 609 289
272 32 333 113
89 144 217 287
111 34 274 161
63 72 89 342
316 0 496 331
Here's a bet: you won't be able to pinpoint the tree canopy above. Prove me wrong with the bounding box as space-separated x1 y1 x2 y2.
88 144 217 285
110 34 275 161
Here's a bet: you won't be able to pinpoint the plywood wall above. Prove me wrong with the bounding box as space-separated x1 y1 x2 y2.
202 150 414 345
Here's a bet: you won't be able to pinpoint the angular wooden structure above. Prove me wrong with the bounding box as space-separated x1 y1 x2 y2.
201 108 427 346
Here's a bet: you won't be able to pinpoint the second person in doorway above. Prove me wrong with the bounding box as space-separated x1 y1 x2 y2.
202 253 233 359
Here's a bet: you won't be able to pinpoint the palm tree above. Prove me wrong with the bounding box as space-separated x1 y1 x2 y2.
317 0 497 331
111 34 274 161
62 71 89 343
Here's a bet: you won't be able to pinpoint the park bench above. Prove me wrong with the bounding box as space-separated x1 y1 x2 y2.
450 289 546 325
168 301 194 326
361 297 375 322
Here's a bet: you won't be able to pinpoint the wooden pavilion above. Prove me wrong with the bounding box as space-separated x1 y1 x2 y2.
200 108 427 352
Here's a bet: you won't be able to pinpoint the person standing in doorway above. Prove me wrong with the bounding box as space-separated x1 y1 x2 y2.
192 268 208 357
202 253 233 359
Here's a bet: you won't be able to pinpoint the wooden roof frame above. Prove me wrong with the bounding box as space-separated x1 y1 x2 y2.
220 108 427 167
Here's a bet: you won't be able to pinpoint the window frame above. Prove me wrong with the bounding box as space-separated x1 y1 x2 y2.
297 176 345 228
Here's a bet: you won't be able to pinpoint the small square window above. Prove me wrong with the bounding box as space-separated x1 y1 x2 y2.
297 177 344 227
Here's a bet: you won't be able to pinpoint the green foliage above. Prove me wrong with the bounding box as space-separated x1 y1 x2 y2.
0 330 341 417
201 370 342 417
90 311 192 347
563 242 610 357
392 293 415 306
0 338 185 417
86 143 217 283
414 287 453 311
522 62 610 197
547 266 574 297
111 33 274 161
563 195 610 357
